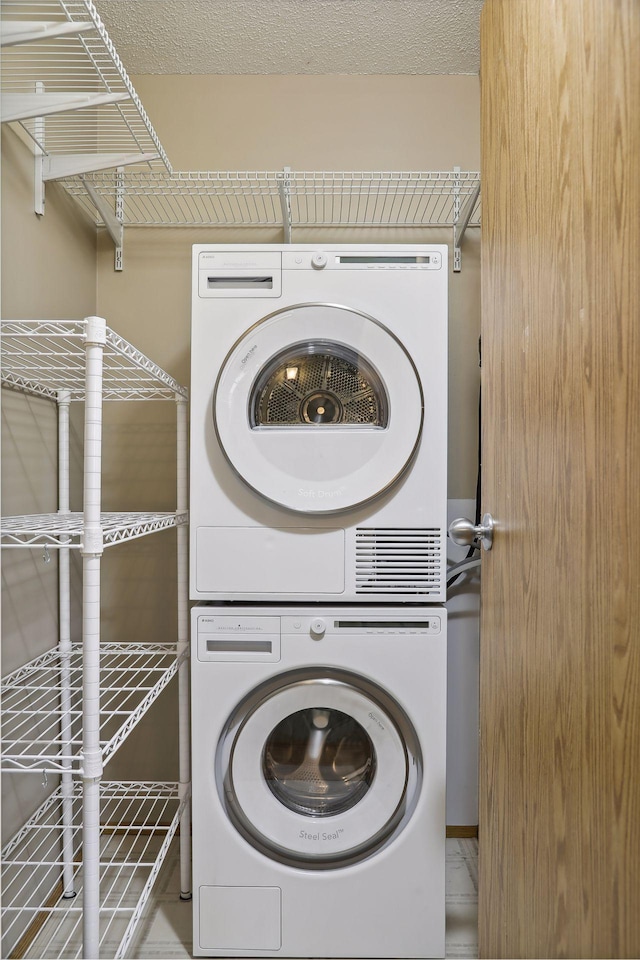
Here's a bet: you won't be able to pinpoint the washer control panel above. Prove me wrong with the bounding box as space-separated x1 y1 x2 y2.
284 616 443 636
195 610 443 661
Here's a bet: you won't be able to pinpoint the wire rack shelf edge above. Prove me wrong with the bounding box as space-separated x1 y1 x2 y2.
1 781 188 960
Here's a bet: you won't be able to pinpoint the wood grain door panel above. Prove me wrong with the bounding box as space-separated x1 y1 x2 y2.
479 1 640 956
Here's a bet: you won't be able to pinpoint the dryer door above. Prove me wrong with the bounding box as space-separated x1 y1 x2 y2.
216 669 422 868
214 304 423 513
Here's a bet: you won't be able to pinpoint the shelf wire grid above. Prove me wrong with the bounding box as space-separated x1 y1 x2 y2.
0 319 188 401
1 643 185 773
60 169 482 228
0 510 188 548
0 0 171 174
1 781 185 959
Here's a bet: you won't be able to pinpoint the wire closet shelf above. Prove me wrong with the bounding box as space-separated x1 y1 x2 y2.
0 0 171 178
61 168 482 230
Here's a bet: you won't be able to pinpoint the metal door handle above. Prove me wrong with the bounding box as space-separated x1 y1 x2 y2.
448 513 494 551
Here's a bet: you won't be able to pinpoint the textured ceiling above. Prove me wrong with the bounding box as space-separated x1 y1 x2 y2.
96 0 483 75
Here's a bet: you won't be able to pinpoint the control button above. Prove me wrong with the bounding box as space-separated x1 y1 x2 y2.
310 618 326 638
293 619 301 629
311 252 328 269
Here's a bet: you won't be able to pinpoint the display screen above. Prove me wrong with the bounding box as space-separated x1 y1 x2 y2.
334 620 432 629
337 255 431 264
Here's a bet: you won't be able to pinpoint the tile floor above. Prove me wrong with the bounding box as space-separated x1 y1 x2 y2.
129 838 478 959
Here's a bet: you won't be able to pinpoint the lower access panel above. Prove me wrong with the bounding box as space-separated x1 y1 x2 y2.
199 887 282 951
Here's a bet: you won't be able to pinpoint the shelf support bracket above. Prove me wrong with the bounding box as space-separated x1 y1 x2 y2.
453 173 481 273
1 20 94 47
1 91 129 125
81 175 124 270
278 166 292 243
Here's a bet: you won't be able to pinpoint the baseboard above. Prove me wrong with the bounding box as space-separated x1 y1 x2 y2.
446 825 478 838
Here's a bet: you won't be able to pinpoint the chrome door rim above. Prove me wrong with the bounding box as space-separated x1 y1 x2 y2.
215 668 423 869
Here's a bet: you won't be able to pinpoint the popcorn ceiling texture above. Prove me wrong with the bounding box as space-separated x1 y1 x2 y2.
96 0 482 75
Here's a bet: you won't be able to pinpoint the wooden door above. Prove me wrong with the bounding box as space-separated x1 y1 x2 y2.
479 1 640 957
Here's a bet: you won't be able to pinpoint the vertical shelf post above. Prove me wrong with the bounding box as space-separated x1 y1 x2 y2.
176 395 192 900
57 389 76 900
81 317 107 960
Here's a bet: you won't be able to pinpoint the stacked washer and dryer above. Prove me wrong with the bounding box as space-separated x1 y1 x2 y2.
190 244 448 958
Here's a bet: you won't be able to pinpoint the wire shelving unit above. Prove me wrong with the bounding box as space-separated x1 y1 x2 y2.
1 781 187 960
0 317 191 960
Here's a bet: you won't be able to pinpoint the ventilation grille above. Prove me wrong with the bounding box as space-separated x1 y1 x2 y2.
355 528 443 596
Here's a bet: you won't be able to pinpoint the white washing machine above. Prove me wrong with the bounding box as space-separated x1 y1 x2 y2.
191 605 447 958
190 243 448 603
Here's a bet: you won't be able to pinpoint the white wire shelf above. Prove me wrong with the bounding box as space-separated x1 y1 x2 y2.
0 319 188 401
1 643 185 773
0 0 171 177
1 780 185 959
0 510 187 549
61 168 482 229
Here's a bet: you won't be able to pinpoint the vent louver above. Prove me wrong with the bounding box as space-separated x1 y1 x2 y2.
355 528 443 596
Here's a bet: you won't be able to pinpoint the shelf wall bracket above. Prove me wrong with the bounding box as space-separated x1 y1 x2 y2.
453 166 462 272
82 175 124 270
0 20 94 47
278 166 292 243
453 169 481 274
43 151 160 181
453 180 481 273
1 90 129 125
115 167 125 271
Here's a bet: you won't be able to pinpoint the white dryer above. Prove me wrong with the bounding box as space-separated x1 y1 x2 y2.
190 243 448 603
191 605 447 958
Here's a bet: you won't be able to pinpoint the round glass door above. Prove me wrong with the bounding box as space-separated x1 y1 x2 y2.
214 304 423 513
250 341 389 428
263 707 376 816
216 669 422 868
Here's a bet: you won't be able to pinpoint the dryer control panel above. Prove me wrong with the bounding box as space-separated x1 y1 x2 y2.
283 251 443 270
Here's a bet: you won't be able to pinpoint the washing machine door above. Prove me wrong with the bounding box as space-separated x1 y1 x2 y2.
216 669 422 868
214 304 423 513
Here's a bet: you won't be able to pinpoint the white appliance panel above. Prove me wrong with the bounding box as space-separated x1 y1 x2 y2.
190 244 448 602
191 605 447 958
196 526 345 595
